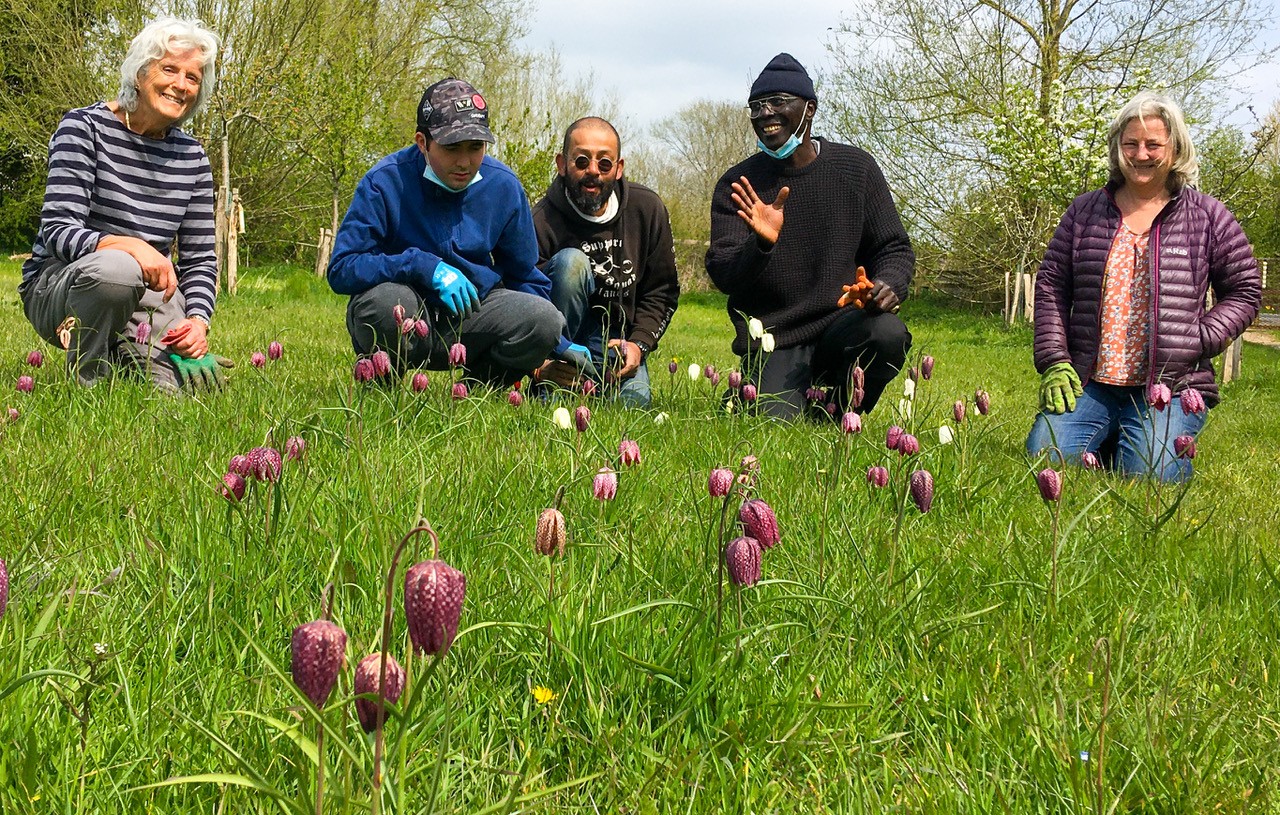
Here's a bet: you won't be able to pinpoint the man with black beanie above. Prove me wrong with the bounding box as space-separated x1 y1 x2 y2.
705 53 914 419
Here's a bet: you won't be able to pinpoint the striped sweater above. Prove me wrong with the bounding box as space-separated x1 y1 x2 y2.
21 103 218 322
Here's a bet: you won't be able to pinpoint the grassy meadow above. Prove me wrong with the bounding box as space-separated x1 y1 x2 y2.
2 258 1280 813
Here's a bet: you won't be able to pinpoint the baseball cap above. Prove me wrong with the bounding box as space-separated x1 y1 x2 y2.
416 78 495 145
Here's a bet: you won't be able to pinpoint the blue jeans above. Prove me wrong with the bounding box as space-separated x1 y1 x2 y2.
546 248 652 407
1026 381 1206 483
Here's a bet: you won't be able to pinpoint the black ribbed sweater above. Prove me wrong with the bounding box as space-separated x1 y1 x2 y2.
705 139 914 355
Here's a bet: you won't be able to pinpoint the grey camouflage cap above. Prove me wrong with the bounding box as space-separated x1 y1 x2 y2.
416 78 495 145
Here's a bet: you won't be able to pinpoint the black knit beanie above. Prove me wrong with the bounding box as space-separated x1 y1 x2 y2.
749 53 816 101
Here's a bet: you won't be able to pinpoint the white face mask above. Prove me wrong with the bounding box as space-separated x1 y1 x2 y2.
422 160 483 193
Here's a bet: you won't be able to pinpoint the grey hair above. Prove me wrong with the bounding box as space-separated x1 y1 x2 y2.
1107 91 1199 191
117 17 220 127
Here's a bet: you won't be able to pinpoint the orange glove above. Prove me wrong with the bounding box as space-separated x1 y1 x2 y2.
837 266 875 308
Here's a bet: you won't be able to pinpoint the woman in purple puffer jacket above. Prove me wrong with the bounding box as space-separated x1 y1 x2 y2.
1028 92 1261 482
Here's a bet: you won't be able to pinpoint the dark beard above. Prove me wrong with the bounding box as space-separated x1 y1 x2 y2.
567 177 615 215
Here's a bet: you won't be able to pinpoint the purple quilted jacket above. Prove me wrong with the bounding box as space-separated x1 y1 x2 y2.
1034 184 1260 407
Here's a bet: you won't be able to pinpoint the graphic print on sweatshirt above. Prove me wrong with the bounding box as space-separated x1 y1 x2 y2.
577 237 634 299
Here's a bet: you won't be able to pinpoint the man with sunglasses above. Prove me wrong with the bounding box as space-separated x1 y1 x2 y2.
530 117 680 406
328 78 564 385
706 53 915 419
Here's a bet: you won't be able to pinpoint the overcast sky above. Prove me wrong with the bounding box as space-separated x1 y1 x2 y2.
521 0 1280 141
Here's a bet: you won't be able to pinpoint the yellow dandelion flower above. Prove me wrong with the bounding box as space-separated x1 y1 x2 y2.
532 686 557 705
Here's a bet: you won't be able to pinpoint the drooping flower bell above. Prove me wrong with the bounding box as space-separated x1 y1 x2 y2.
582 378 598 398
401 318 417 336
953 400 966 424
246 446 283 482
221 472 247 502
1180 388 1206 415
707 370 721 387
898 434 920 456
451 382 469 400
26 349 44 368
1080 451 1103 470
728 371 743 390
1147 382 1171 412
268 341 283 361
6 407 18 422
552 407 572 430
886 425 904 451
593 467 618 501
534 508 567 557
370 350 392 378
251 352 267 368
353 653 405 733
1036 468 1062 502
668 360 679 375
414 319 430 339
508 389 523 407
708 468 734 497
841 412 862 434
135 323 151 345
285 436 306 462
228 454 252 477
851 366 865 391
16 376 34 394
724 536 763 587
448 343 467 367
687 363 702 381
354 357 375 383
975 389 991 415
921 355 935 380
392 303 407 327
574 405 591 433
411 372 429 392
291 620 347 708
619 439 641 467
741 383 758 402
404 559 467 656
909 469 934 513
1174 435 1197 459
867 465 889 488
738 499 780 549
704 365 717 379
937 425 955 445
806 387 825 402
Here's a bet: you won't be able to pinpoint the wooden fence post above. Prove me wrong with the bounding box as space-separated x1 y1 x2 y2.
225 188 242 295
214 188 227 293
1023 272 1035 321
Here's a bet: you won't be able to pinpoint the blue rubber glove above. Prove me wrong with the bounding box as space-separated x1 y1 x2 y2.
557 342 599 379
430 260 480 318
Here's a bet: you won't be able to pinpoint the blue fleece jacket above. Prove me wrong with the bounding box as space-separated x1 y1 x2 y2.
328 146 551 304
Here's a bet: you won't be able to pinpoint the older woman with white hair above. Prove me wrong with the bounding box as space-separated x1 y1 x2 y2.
19 16 229 391
1027 91 1261 481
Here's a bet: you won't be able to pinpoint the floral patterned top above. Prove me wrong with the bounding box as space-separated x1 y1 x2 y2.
1093 223 1151 386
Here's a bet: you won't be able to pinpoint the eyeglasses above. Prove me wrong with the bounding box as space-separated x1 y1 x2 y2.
572 155 615 174
748 95 802 118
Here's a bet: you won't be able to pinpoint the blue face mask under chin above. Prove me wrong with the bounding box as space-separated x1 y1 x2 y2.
757 115 809 160
423 160 483 193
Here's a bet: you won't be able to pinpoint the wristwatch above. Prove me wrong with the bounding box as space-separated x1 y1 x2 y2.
632 340 651 356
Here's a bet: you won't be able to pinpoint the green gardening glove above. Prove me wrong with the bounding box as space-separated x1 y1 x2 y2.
169 353 233 392
1039 362 1083 414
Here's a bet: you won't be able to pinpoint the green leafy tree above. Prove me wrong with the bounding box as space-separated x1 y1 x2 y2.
823 0 1273 293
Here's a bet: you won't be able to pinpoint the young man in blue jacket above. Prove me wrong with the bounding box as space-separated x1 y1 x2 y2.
328 78 564 385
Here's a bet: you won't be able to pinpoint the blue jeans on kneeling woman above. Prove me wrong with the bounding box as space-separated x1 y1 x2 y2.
1026 381 1206 483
